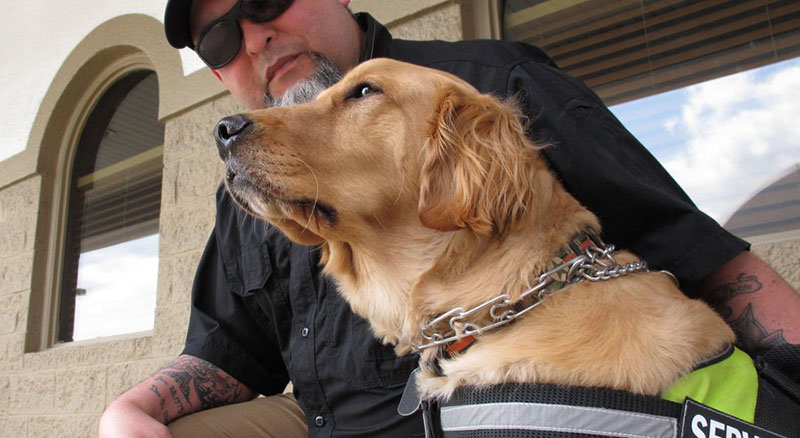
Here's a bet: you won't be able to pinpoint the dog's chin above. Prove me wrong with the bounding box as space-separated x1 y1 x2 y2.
224 164 278 219
224 163 338 244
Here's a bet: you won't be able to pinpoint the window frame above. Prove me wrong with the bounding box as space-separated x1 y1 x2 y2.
57 69 163 343
26 52 160 351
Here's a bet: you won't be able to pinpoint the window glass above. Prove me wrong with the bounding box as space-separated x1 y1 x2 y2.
60 71 164 342
73 234 159 340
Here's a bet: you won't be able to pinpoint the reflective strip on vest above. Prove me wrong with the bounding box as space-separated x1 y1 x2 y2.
440 402 678 438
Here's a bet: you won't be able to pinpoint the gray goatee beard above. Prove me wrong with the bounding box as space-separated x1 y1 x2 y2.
263 52 343 108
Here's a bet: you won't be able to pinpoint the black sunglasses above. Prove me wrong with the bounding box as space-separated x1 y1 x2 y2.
193 0 294 69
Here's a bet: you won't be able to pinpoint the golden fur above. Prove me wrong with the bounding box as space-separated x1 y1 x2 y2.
221 58 735 400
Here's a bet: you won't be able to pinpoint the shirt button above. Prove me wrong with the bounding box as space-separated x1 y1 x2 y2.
301 327 310 338
314 415 325 427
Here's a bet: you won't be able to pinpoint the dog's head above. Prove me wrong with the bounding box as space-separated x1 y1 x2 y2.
215 59 546 347
216 58 539 245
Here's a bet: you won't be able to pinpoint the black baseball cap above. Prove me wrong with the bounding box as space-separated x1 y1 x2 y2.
164 0 194 49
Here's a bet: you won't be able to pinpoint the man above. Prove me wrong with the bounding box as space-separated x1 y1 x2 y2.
99 0 800 437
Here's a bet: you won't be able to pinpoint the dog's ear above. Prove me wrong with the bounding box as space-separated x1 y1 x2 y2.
418 86 537 234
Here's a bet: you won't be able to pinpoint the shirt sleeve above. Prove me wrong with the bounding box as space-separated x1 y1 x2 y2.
504 45 749 289
182 184 290 396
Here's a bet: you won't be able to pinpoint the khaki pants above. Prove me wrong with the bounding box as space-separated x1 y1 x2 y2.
168 393 308 438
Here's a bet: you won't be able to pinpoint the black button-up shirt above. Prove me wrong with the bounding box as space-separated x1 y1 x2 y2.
182 13 748 437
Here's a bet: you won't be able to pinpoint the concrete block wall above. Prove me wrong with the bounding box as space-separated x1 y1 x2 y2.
0 176 40 436
752 238 800 291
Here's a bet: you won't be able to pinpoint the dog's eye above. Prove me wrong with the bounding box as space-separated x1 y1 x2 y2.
349 83 381 100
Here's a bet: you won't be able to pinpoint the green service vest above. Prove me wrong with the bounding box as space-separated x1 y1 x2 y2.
661 346 758 423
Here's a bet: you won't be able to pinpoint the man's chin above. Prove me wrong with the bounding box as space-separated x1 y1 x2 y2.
264 52 343 108
267 79 297 102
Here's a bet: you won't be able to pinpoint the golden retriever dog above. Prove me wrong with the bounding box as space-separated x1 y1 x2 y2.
214 58 735 403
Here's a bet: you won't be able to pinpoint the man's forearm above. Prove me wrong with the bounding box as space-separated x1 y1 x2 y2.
100 354 256 438
145 354 256 423
693 250 800 354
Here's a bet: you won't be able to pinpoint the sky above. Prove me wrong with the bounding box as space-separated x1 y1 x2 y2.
609 58 800 224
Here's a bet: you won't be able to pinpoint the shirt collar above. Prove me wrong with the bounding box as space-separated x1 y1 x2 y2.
354 12 393 62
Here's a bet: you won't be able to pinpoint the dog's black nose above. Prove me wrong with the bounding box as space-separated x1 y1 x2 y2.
214 114 252 160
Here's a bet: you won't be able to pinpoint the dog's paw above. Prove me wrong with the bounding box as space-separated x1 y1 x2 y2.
376 333 400 346
393 343 414 356
416 366 461 400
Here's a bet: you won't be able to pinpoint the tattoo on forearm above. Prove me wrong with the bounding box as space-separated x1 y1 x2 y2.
149 356 248 423
158 369 193 409
707 272 799 354
159 398 168 424
150 383 168 423
729 303 788 353
708 272 763 319
168 385 185 415
152 377 171 423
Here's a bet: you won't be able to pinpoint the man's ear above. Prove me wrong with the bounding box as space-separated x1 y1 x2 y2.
211 69 223 82
418 85 536 234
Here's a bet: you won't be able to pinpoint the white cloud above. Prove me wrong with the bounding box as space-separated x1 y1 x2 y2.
663 116 679 134
73 234 159 341
661 60 800 223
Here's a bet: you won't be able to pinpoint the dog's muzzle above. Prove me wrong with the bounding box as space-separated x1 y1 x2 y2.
214 114 253 161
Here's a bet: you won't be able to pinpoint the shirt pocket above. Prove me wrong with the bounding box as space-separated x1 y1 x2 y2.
223 241 274 296
222 240 294 346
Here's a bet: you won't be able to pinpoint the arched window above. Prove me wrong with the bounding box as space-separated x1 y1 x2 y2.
58 70 164 342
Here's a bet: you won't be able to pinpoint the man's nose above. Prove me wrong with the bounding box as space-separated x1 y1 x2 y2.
239 19 277 57
214 114 252 160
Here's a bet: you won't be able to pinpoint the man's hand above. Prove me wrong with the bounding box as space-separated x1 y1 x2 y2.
99 354 256 437
694 250 800 355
